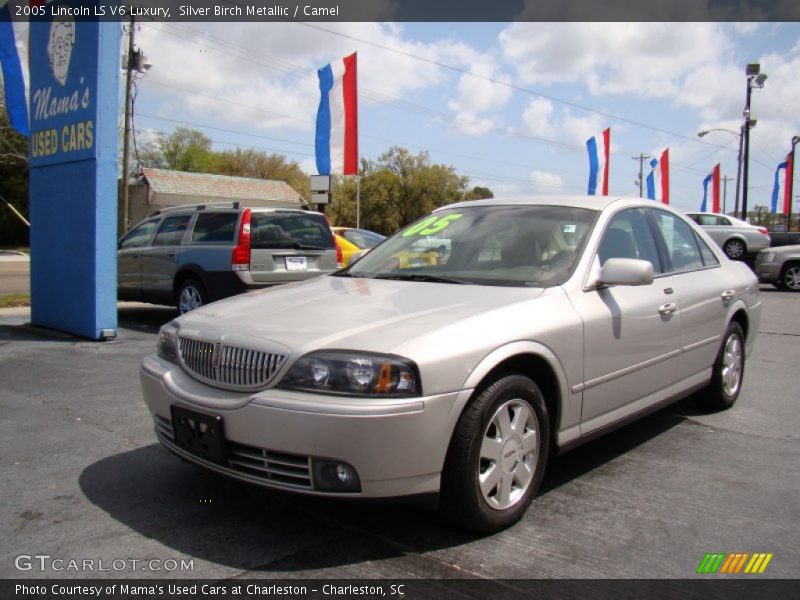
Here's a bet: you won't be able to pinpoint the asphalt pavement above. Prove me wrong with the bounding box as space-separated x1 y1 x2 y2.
0 253 30 296
0 291 798 588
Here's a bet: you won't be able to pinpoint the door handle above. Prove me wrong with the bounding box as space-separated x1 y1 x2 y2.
658 302 677 316
721 289 736 303
168 252 176 258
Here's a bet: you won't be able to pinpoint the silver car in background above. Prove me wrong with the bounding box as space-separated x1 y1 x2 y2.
141 197 760 532
754 245 800 291
686 212 771 260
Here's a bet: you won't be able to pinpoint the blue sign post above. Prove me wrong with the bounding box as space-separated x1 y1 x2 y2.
28 9 120 339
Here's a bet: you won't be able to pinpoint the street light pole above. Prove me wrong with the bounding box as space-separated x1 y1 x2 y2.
734 125 744 218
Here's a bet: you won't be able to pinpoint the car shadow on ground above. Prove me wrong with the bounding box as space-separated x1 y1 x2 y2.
78 407 687 573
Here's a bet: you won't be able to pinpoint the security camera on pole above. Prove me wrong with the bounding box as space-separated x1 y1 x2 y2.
741 63 767 223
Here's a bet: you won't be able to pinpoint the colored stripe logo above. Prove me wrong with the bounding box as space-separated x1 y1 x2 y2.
696 552 773 574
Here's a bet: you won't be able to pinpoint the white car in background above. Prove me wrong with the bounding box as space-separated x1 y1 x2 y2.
686 212 771 260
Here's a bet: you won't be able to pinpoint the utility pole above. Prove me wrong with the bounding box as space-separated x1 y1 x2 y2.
632 154 651 198
721 176 733 215
120 15 136 234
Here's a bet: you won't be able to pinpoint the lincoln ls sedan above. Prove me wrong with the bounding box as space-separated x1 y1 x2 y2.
140 196 761 532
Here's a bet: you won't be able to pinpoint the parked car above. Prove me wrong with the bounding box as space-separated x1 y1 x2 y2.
768 231 800 248
331 227 385 266
141 196 760 532
753 245 800 291
118 203 340 313
686 212 770 260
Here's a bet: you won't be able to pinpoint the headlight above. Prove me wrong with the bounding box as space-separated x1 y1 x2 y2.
762 251 776 263
157 321 180 363
278 351 420 397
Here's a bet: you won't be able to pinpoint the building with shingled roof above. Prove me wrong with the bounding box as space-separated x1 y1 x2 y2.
122 168 306 234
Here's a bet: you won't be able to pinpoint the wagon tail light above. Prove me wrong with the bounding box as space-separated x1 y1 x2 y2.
232 208 251 271
324 215 344 267
757 227 768 236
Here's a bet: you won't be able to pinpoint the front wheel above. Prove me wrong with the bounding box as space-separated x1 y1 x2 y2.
439 374 550 533
723 239 746 260
779 262 800 292
176 279 207 314
695 322 745 411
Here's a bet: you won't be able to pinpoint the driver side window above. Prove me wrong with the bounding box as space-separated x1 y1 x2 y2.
598 209 663 274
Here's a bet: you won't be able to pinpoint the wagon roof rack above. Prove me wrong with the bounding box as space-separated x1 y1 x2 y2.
152 202 242 215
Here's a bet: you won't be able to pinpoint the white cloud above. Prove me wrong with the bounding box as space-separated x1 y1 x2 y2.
499 23 730 98
529 169 564 191
521 98 555 138
136 22 455 134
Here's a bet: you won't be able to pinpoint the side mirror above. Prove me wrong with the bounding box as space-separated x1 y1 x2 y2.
598 258 654 287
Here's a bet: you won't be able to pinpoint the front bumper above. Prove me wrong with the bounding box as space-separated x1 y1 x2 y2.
754 261 781 283
140 354 469 498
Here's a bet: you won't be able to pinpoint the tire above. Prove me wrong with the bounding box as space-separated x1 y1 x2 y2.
176 279 207 314
439 374 550 533
695 322 745 411
722 238 746 260
779 262 800 292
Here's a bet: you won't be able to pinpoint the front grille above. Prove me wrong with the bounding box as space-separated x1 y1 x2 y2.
155 415 174 441
178 336 286 390
227 442 313 490
153 417 313 491
753 253 766 268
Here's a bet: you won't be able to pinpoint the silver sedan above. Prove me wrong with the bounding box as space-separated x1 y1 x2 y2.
686 212 771 260
754 245 800 291
141 197 760 532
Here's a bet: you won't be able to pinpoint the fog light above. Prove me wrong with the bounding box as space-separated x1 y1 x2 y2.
312 459 361 492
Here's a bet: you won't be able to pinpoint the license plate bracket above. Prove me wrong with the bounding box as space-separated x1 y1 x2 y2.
171 405 227 464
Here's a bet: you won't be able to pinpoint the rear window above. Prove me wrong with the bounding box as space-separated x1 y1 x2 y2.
250 212 334 249
343 229 385 248
191 212 238 243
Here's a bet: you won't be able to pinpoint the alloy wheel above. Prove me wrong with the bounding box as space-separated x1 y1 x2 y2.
478 399 539 511
721 333 743 398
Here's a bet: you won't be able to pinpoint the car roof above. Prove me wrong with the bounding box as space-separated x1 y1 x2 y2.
441 195 671 212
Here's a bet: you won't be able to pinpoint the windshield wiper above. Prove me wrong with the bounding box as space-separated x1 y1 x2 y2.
373 273 466 284
294 242 327 251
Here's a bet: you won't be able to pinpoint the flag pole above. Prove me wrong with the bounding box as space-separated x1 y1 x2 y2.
356 175 361 229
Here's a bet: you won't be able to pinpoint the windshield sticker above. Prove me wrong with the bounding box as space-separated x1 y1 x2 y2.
563 224 577 234
402 213 463 238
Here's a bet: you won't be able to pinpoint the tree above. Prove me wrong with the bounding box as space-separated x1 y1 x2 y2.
139 127 213 172
327 147 470 234
209 148 310 200
0 91 29 246
465 186 494 200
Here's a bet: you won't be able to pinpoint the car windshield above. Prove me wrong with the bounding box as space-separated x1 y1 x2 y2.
250 212 334 249
343 205 597 287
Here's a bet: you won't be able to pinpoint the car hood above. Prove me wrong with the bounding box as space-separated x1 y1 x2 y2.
175 275 545 355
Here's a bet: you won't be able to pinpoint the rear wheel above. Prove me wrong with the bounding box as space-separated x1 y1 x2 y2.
439 374 549 533
695 322 745 411
779 262 800 292
177 279 207 314
722 238 746 260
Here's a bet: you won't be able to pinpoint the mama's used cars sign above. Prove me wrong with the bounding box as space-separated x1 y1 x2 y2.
29 12 98 165
27 5 120 340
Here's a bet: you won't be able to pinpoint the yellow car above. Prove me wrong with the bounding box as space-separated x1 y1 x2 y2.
331 227 386 266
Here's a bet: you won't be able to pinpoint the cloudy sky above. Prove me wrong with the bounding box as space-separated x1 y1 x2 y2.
133 21 800 214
